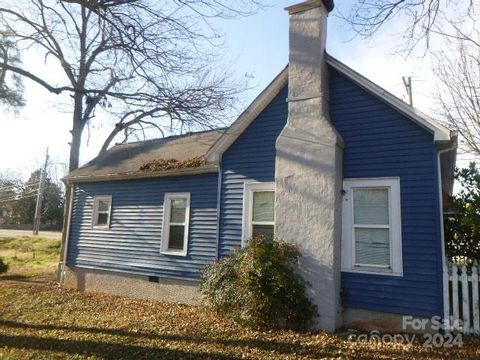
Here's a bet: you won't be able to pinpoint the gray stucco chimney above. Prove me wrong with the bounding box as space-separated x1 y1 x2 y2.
275 0 343 332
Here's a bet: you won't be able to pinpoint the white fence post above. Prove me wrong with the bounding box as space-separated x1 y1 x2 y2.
461 268 470 334
443 264 450 327
452 265 459 324
447 263 480 335
472 265 479 335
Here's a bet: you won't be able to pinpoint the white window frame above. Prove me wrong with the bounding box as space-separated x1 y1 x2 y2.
161 192 191 256
92 195 112 230
242 182 275 246
341 177 403 276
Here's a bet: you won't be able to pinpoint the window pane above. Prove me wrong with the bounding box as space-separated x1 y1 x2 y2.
170 198 187 223
354 188 389 225
168 225 185 250
252 191 274 222
252 224 274 238
96 213 109 225
98 199 110 212
355 228 390 266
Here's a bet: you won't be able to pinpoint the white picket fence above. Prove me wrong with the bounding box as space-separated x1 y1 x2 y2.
445 262 480 335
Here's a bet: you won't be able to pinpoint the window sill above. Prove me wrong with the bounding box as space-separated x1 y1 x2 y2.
92 225 110 230
341 267 403 277
161 250 188 257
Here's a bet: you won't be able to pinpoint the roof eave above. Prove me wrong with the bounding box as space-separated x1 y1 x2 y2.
63 164 219 184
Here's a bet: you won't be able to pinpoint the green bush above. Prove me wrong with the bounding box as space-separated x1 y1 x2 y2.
200 236 317 330
445 162 480 265
0 257 8 275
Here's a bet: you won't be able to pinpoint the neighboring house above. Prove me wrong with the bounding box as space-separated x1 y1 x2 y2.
60 0 457 332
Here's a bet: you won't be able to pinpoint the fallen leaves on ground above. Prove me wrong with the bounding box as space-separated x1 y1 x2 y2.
0 278 480 359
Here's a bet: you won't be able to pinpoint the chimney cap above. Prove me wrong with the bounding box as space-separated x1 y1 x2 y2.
285 0 334 14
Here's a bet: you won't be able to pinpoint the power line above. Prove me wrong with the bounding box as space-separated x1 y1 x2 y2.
0 180 42 192
0 186 39 194
0 193 39 202
0 184 21 192
0 192 39 201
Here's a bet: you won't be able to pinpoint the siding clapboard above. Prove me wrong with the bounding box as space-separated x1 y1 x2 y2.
67 174 218 280
329 67 444 317
218 86 288 258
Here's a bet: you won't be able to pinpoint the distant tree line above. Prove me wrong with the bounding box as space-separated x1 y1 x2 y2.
0 169 64 229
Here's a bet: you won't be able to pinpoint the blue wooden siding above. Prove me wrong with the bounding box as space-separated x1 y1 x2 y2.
218 86 288 258
329 67 443 317
67 174 218 281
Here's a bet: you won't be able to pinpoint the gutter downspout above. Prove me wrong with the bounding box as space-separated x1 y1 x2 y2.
59 184 75 286
214 156 223 260
437 140 457 322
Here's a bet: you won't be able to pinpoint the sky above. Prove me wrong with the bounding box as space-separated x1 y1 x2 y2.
0 0 474 181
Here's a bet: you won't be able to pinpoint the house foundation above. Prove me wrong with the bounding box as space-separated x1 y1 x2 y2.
63 267 202 305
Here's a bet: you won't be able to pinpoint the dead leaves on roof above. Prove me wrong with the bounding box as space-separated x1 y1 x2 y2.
139 156 207 172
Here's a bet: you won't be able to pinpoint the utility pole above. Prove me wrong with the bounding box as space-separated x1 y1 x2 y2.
33 148 49 235
402 76 413 106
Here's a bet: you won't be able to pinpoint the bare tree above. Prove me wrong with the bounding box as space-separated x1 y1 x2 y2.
344 1 480 156
436 34 480 156
343 0 479 52
0 0 261 172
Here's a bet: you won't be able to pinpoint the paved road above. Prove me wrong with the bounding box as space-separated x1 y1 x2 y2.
0 229 62 239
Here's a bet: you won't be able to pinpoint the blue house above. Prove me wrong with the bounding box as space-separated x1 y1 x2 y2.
60 0 457 332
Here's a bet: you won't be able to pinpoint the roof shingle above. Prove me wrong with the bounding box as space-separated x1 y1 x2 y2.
65 129 224 182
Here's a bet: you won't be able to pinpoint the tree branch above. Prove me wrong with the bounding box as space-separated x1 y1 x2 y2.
0 62 72 94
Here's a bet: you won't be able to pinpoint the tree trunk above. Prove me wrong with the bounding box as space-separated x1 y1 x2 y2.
69 94 85 172
58 93 84 284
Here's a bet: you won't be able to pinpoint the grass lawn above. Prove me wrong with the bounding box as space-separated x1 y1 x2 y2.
1 236 480 359
0 235 60 279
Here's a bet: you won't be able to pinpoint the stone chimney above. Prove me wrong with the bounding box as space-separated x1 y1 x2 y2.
275 0 343 332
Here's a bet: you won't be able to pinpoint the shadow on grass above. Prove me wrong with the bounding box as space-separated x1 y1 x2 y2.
0 320 449 359
0 274 53 284
0 274 33 282
0 320 331 358
0 333 241 360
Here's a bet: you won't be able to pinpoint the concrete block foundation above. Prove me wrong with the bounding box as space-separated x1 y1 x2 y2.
343 308 436 334
63 267 202 305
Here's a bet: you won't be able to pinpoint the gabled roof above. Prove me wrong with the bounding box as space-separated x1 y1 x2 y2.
206 54 453 161
65 129 224 183
205 66 289 162
325 54 452 142
66 54 454 184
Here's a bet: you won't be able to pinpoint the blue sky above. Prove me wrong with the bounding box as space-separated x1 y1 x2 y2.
0 0 468 180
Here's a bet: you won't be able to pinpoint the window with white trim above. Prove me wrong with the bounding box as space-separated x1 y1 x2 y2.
92 195 112 229
341 178 403 275
161 193 190 256
243 182 275 244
